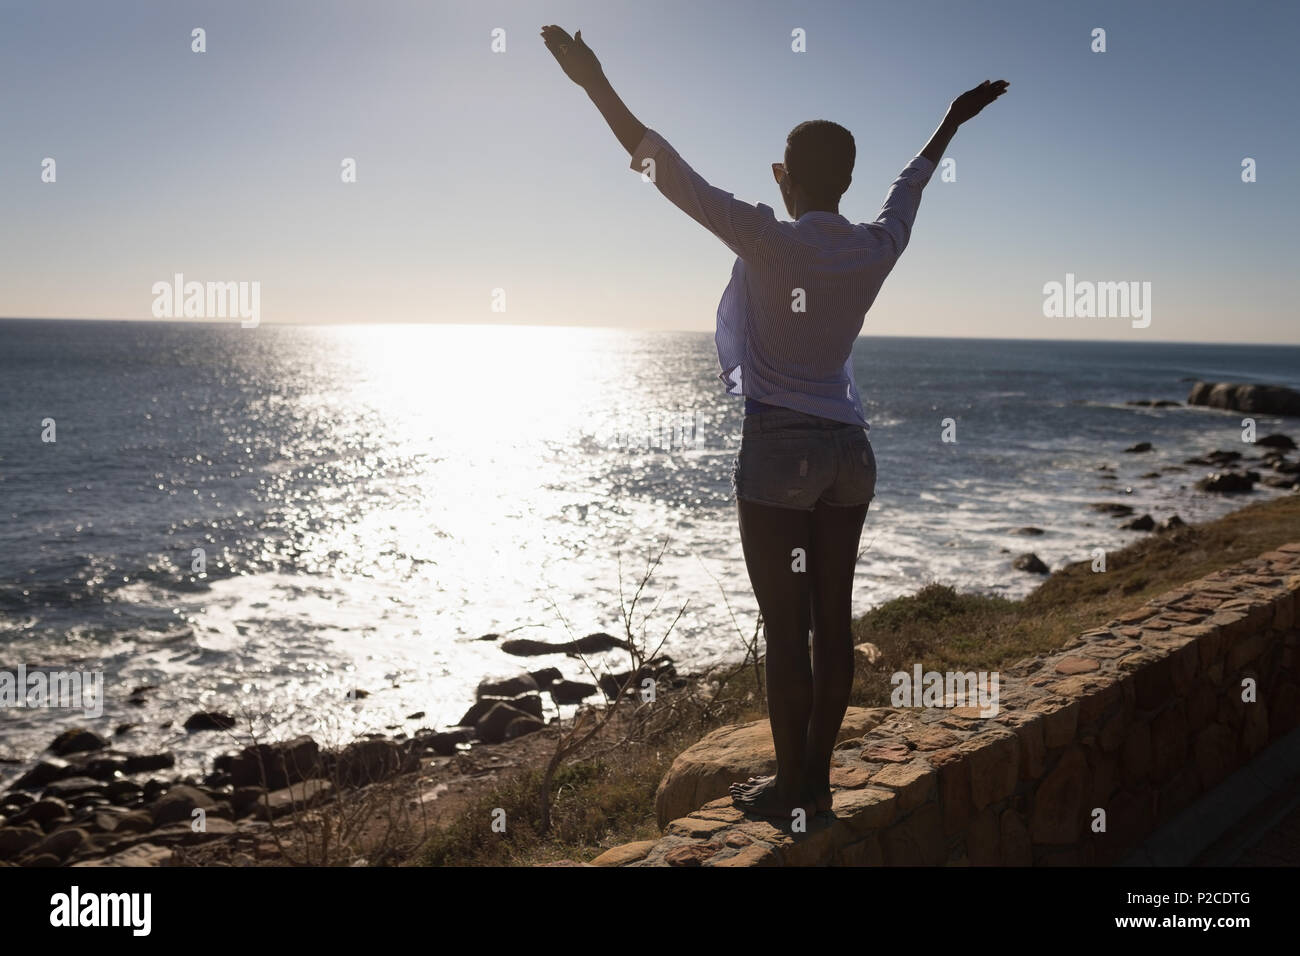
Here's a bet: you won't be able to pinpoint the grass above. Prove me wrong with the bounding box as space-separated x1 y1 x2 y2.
419 492 1300 865
850 493 1300 705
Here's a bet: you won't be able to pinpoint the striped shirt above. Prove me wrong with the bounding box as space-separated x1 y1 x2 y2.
629 128 936 428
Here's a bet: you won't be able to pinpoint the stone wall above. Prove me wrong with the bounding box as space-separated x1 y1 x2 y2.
589 543 1300 866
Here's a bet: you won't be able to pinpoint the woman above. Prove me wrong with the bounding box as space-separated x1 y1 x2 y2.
542 25 1007 819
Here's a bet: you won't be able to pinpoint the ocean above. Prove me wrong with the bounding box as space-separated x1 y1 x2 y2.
2 319 1297 783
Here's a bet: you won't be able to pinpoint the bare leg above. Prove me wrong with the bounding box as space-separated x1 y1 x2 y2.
728 497 816 819
804 499 869 810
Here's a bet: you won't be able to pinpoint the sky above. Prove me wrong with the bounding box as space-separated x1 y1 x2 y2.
1 0 1295 342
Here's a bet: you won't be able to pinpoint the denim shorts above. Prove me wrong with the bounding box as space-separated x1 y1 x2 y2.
731 407 877 511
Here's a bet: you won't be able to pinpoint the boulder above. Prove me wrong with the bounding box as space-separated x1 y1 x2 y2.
71 843 175 867
41 777 107 800
854 642 883 665
1011 527 1044 536
1013 553 1049 574
0 827 43 861
6 797 69 828
27 827 87 862
529 667 564 689
334 739 402 787
412 728 473 756
255 780 334 820
1120 514 1155 531
1158 514 1186 531
1124 442 1153 453
505 715 546 740
1196 472 1254 493
1090 502 1134 517
1186 381 1300 417
149 785 216 826
548 679 598 705
183 712 236 732
124 752 175 774
653 707 888 827
214 736 321 790
476 674 539 698
48 728 108 757
1257 433 1296 449
475 703 535 744
499 632 630 657
11 758 73 790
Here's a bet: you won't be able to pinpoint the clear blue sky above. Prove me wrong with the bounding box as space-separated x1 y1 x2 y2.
2 0 1295 342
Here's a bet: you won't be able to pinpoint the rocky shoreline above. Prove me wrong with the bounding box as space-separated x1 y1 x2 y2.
0 649 684 867
1005 389 1297 578
3 382 1298 867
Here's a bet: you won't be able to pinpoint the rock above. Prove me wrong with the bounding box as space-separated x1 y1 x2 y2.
1120 514 1155 531
48 728 108 757
1186 381 1300 417
413 728 473 756
1090 502 1134 516
334 739 402 787
183 712 236 732
124 752 175 774
149 785 216 826
1013 553 1049 574
548 679 598 705
71 843 175 867
1126 399 1179 407
78 755 130 780
1158 514 1186 531
28 827 87 862
653 707 886 827
20 852 61 867
113 811 155 834
476 674 539 698
11 758 73 790
256 780 334 820
475 703 535 744
406 711 425 720
105 780 142 804
142 779 168 802
1011 527 1044 535
0 827 43 860
1257 433 1296 449
499 632 630 657
505 715 546 739
854 642 883 665
114 723 136 736
0 793 35 812
457 698 497 728
6 797 69 828
41 777 107 800
528 667 564 689
1124 442 1153 453
1196 472 1254 493
214 736 321 790
1262 475 1299 489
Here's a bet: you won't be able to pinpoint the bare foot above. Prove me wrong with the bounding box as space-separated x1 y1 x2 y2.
729 776 815 820
730 775 832 814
